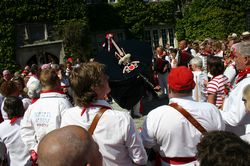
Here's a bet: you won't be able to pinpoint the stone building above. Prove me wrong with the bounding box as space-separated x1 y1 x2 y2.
15 23 64 68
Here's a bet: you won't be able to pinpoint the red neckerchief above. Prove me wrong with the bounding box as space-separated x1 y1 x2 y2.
31 98 39 104
236 67 250 84
81 104 112 116
40 89 65 94
9 116 22 125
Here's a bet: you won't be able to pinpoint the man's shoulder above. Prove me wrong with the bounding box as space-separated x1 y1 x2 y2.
240 76 250 83
233 77 250 91
175 100 219 115
0 121 13 137
39 93 71 104
63 107 81 114
198 101 218 110
104 109 131 119
147 105 177 118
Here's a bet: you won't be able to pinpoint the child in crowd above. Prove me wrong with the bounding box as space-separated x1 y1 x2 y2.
206 56 231 109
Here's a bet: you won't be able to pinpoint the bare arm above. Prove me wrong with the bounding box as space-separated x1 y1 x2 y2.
207 93 216 105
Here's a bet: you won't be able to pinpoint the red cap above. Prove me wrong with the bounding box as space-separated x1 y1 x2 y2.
168 66 195 91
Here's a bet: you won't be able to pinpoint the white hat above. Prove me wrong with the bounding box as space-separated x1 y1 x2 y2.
242 31 250 36
231 33 237 38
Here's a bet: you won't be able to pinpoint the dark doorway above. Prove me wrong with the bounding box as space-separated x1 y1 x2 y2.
26 52 59 67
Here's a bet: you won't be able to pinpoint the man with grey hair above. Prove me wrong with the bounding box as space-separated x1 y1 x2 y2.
38 125 102 166
221 41 250 136
190 57 208 102
2 70 11 82
241 31 250 41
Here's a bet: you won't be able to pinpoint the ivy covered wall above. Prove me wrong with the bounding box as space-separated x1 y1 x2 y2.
175 0 250 41
1 0 249 70
0 0 88 71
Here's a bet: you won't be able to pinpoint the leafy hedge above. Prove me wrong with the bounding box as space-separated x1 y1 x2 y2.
175 0 250 41
113 0 176 39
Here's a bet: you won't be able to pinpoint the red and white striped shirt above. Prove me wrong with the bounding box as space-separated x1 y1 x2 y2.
207 74 230 108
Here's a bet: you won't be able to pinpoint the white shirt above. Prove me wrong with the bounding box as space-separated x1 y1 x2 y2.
213 50 224 58
195 53 208 74
61 100 147 166
20 92 72 152
241 133 250 143
192 71 208 102
141 96 224 165
0 118 32 166
224 62 237 86
184 47 196 57
221 74 250 136
165 56 171 63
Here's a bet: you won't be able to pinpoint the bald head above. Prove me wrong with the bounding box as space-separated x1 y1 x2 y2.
38 125 102 166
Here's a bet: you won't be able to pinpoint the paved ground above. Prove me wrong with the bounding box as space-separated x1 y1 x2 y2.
110 93 169 130
110 101 145 130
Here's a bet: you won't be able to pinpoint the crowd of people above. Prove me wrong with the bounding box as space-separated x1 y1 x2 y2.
0 31 250 166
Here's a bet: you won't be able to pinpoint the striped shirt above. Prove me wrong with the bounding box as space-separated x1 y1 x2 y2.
207 74 230 108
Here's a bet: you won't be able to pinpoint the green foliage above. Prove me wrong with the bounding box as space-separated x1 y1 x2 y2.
57 19 91 61
176 0 248 41
5 0 248 70
114 0 148 39
114 0 176 39
146 1 176 26
88 4 123 31
0 0 88 71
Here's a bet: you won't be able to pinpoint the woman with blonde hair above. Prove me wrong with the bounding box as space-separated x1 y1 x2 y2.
240 84 250 143
242 84 250 112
